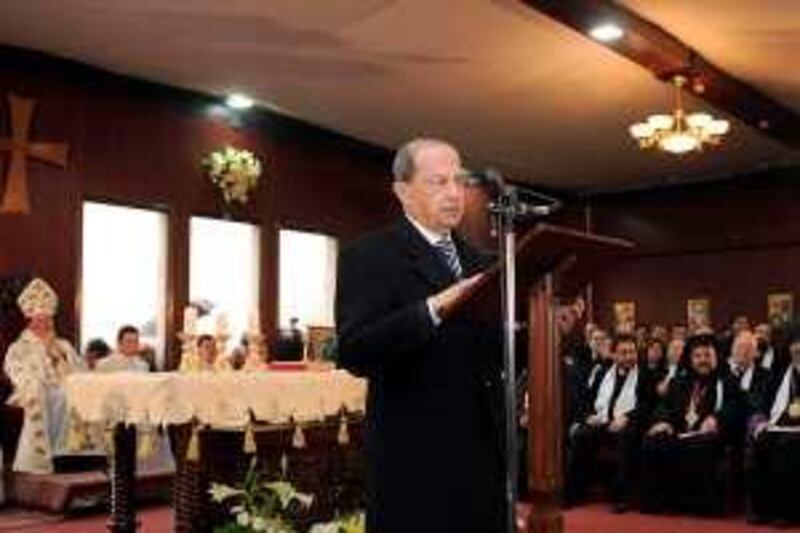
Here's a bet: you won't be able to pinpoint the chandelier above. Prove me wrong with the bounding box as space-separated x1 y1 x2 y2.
629 75 730 155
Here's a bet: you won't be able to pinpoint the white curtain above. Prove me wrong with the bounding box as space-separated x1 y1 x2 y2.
189 217 261 350
279 229 338 329
80 202 168 368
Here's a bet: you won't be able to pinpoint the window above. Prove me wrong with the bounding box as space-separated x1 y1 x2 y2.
189 217 261 348
278 229 338 328
80 201 168 367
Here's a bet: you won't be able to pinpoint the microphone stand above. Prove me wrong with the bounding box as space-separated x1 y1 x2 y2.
480 169 557 533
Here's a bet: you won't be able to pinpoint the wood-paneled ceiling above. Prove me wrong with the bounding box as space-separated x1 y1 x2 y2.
0 0 797 192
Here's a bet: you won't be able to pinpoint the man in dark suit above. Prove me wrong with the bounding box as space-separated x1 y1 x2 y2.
336 138 503 533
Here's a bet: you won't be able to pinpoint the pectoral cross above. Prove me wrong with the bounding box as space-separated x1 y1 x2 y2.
0 93 69 214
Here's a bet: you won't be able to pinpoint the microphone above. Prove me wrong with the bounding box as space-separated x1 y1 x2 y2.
464 167 563 217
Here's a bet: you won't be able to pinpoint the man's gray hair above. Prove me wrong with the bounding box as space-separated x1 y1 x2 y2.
392 138 459 182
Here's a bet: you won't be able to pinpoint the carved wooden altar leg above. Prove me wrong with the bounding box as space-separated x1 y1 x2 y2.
526 274 564 533
171 425 207 533
107 423 138 533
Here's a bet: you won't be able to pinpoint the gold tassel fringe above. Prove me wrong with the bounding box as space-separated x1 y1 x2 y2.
337 413 350 446
104 425 115 455
243 422 257 454
292 423 306 449
137 427 155 459
186 424 201 462
280 452 289 478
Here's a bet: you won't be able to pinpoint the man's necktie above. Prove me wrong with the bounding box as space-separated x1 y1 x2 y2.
435 237 463 279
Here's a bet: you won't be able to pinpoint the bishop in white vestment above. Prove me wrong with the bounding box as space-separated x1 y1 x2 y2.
3 278 84 474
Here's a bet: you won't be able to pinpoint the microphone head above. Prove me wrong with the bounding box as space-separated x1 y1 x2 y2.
462 167 504 187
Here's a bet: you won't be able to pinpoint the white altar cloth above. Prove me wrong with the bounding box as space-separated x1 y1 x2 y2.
65 370 366 429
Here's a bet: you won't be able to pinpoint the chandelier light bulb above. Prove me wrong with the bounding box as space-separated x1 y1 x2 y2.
630 123 653 139
647 114 674 131
659 132 700 154
708 120 730 136
686 113 713 129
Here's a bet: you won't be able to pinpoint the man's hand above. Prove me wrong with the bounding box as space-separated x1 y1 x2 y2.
609 414 629 433
427 273 485 320
700 415 719 434
753 421 770 438
585 414 604 427
648 421 674 437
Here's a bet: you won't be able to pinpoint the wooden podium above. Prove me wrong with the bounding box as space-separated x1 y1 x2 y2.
455 223 633 533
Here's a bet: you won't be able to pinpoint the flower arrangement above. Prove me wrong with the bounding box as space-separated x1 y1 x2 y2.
308 513 365 533
203 146 262 204
209 458 365 533
209 459 313 533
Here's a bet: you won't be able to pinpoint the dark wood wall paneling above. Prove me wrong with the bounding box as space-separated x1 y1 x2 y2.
588 167 800 329
0 46 396 367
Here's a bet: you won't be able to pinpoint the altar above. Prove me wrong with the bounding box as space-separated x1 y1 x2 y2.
64 370 367 533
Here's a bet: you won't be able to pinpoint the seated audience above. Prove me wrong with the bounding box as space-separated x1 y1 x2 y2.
228 334 249 370
96 325 150 373
719 315 752 360
671 324 688 342
726 331 772 409
634 325 649 351
271 317 305 362
583 329 613 405
754 322 783 375
723 331 774 500
640 334 738 515
747 329 800 525
656 337 686 398
197 334 218 370
651 324 669 344
643 338 667 375
83 338 111 370
139 342 158 372
565 334 647 512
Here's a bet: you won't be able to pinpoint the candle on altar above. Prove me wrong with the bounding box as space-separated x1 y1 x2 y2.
183 306 198 335
248 309 261 337
215 313 229 337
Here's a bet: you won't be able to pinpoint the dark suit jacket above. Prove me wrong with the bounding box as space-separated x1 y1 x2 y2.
336 217 503 533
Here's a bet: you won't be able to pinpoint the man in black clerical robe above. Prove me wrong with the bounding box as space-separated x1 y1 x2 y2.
640 334 739 515
565 334 651 512
336 138 503 533
747 328 800 525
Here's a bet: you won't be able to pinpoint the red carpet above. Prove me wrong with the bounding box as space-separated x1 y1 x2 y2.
0 504 793 532
562 504 789 533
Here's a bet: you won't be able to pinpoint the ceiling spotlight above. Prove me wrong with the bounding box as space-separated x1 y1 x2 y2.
225 93 255 110
589 23 624 42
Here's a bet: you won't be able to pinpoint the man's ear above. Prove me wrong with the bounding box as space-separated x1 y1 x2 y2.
392 180 407 205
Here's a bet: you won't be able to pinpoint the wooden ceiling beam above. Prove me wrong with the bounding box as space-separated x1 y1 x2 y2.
521 0 800 147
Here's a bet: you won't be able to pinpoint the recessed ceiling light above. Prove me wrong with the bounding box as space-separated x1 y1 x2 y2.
225 93 255 110
589 23 624 42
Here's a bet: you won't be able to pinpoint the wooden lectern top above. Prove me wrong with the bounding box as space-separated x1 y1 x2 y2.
453 223 634 319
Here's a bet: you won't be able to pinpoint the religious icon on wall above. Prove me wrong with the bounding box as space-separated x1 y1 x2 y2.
306 325 335 361
687 298 711 332
767 293 793 326
613 301 636 334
